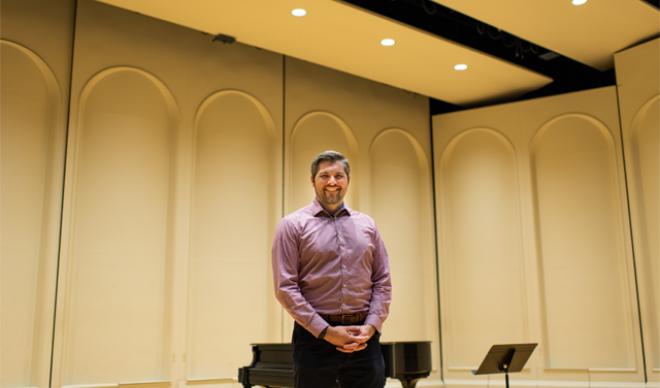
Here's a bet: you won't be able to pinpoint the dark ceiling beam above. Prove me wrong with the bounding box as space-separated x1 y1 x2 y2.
341 0 617 114
642 0 659 9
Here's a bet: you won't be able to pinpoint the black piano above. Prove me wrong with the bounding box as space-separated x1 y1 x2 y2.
238 341 431 388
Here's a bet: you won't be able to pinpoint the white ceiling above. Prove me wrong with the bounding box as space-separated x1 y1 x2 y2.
97 0 659 106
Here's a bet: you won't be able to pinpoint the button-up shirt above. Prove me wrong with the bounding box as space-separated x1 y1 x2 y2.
272 199 392 337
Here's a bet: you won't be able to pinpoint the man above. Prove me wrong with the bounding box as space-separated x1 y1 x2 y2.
272 150 392 388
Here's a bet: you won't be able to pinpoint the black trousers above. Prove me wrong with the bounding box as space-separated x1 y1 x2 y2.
292 322 385 388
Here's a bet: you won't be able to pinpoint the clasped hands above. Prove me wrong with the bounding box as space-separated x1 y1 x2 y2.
324 324 376 353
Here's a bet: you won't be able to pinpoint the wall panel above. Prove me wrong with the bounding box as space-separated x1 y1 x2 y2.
438 128 527 371
531 115 633 368
615 38 660 381
0 38 61 387
61 68 177 384
0 0 74 386
370 129 436 345
284 57 438 377
189 91 278 378
433 86 642 385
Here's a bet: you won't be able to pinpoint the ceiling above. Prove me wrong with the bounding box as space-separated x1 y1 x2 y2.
97 0 659 113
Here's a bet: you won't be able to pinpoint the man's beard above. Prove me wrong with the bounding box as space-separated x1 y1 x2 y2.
318 188 343 206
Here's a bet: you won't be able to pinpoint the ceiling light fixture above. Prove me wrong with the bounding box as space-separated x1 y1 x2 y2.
291 8 307 17
571 0 588 5
454 63 468 71
380 38 396 47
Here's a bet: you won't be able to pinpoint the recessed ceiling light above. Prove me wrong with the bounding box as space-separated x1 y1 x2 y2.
571 0 587 5
380 38 396 47
454 63 468 71
291 8 307 17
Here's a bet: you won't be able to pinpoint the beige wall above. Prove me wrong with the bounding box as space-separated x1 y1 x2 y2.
1 0 75 386
1 0 435 386
52 0 284 385
1 0 657 386
615 38 660 384
433 78 656 386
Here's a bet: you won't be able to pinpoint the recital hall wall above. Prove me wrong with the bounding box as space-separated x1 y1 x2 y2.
50 0 284 385
1 0 74 386
615 38 660 384
0 0 434 386
433 85 646 386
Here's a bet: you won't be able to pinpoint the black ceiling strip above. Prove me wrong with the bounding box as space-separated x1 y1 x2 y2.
642 0 659 9
341 0 617 113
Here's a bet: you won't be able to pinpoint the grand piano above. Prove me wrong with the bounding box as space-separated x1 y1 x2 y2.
238 341 431 388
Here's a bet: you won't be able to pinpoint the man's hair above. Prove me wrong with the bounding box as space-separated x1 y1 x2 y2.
310 150 350 180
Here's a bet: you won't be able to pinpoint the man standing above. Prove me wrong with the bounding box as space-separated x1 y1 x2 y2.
272 150 392 388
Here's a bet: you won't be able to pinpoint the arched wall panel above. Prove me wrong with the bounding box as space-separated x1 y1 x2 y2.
615 38 660 380
438 128 527 368
629 98 659 370
369 128 438 363
531 115 634 369
189 90 278 378
0 39 61 386
61 68 177 384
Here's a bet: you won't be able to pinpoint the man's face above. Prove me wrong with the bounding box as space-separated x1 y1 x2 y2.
312 160 349 212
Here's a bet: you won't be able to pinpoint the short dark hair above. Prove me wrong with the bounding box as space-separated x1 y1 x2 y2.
310 150 350 180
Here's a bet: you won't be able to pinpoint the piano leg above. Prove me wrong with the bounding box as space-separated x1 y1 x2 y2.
401 378 421 388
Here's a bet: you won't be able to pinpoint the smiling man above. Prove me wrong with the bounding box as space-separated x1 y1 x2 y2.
272 150 392 388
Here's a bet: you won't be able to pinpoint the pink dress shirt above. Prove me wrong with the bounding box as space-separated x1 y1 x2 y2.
272 200 392 337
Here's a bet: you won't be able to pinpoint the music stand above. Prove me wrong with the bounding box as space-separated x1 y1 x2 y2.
472 343 537 388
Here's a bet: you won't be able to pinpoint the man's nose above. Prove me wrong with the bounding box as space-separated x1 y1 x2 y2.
328 176 337 184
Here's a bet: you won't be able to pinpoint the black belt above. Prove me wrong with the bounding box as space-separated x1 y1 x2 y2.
320 311 368 324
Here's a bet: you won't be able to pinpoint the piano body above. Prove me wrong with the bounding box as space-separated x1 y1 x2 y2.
238 341 431 388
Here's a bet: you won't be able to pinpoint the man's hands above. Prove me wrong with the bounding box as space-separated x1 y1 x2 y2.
324 324 376 353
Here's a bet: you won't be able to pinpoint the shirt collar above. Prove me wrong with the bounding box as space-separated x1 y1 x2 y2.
312 198 351 218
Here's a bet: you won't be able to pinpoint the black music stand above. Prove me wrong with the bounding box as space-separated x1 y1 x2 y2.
472 343 537 388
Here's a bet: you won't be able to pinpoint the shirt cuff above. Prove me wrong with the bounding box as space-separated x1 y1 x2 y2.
364 314 383 333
